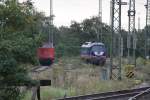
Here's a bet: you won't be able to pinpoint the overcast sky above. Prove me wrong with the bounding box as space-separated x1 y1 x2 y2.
20 0 147 30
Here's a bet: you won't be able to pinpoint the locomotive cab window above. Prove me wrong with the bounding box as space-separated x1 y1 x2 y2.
90 45 106 56
81 47 90 54
91 45 104 52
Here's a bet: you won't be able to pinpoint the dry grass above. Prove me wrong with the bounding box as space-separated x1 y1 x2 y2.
23 57 150 100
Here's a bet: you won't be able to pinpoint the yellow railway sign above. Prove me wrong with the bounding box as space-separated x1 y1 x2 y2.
125 65 135 78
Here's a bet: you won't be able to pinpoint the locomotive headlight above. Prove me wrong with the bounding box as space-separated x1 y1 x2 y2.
94 52 104 56
100 52 104 56
94 52 98 55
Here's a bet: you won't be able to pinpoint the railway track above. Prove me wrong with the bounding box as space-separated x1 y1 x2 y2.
58 87 150 100
31 66 51 72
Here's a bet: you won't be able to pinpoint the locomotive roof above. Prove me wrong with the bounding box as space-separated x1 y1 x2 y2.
81 42 104 48
39 42 54 48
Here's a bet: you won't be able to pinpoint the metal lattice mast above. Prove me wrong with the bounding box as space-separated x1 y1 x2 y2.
128 0 136 64
148 0 150 58
145 0 150 59
110 0 122 80
49 0 54 47
98 0 102 42
147 0 150 26
148 0 150 26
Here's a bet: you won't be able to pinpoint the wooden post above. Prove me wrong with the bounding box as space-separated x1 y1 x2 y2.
31 87 38 100
37 86 41 100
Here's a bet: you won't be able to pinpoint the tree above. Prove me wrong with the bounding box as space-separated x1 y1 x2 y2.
55 17 112 57
0 0 44 99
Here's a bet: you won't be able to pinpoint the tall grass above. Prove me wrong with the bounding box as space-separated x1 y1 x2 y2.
24 57 149 100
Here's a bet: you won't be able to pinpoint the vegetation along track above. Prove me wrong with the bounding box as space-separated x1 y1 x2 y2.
58 87 150 100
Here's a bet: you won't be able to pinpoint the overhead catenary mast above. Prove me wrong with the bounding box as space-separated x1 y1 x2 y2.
110 0 127 80
98 0 102 42
128 0 136 65
138 17 141 31
49 0 54 47
110 0 122 80
145 0 150 59
99 0 102 22
148 0 150 59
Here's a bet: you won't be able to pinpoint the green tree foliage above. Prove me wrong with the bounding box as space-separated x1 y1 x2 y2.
53 16 148 58
55 17 111 57
0 44 30 100
0 0 44 99
136 26 150 57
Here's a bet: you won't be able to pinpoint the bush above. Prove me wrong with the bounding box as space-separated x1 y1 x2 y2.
136 57 146 67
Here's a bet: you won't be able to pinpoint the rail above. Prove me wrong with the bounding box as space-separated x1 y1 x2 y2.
129 87 150 100
58 87 150 100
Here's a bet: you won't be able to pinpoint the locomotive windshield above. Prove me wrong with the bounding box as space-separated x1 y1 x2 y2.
81 47 90 54
91 45 105 52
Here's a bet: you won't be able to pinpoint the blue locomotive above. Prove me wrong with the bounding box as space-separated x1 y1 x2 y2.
81 42 106 65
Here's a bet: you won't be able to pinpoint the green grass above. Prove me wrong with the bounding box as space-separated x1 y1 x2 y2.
23 87 76 100
23 80 137 100
41 87 76 100
22 91 32 100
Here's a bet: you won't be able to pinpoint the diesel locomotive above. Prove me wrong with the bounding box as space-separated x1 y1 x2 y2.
37 43 54 66
81 42 106 65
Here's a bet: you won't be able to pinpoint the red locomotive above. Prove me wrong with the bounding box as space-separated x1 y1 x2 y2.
37 43 54 66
